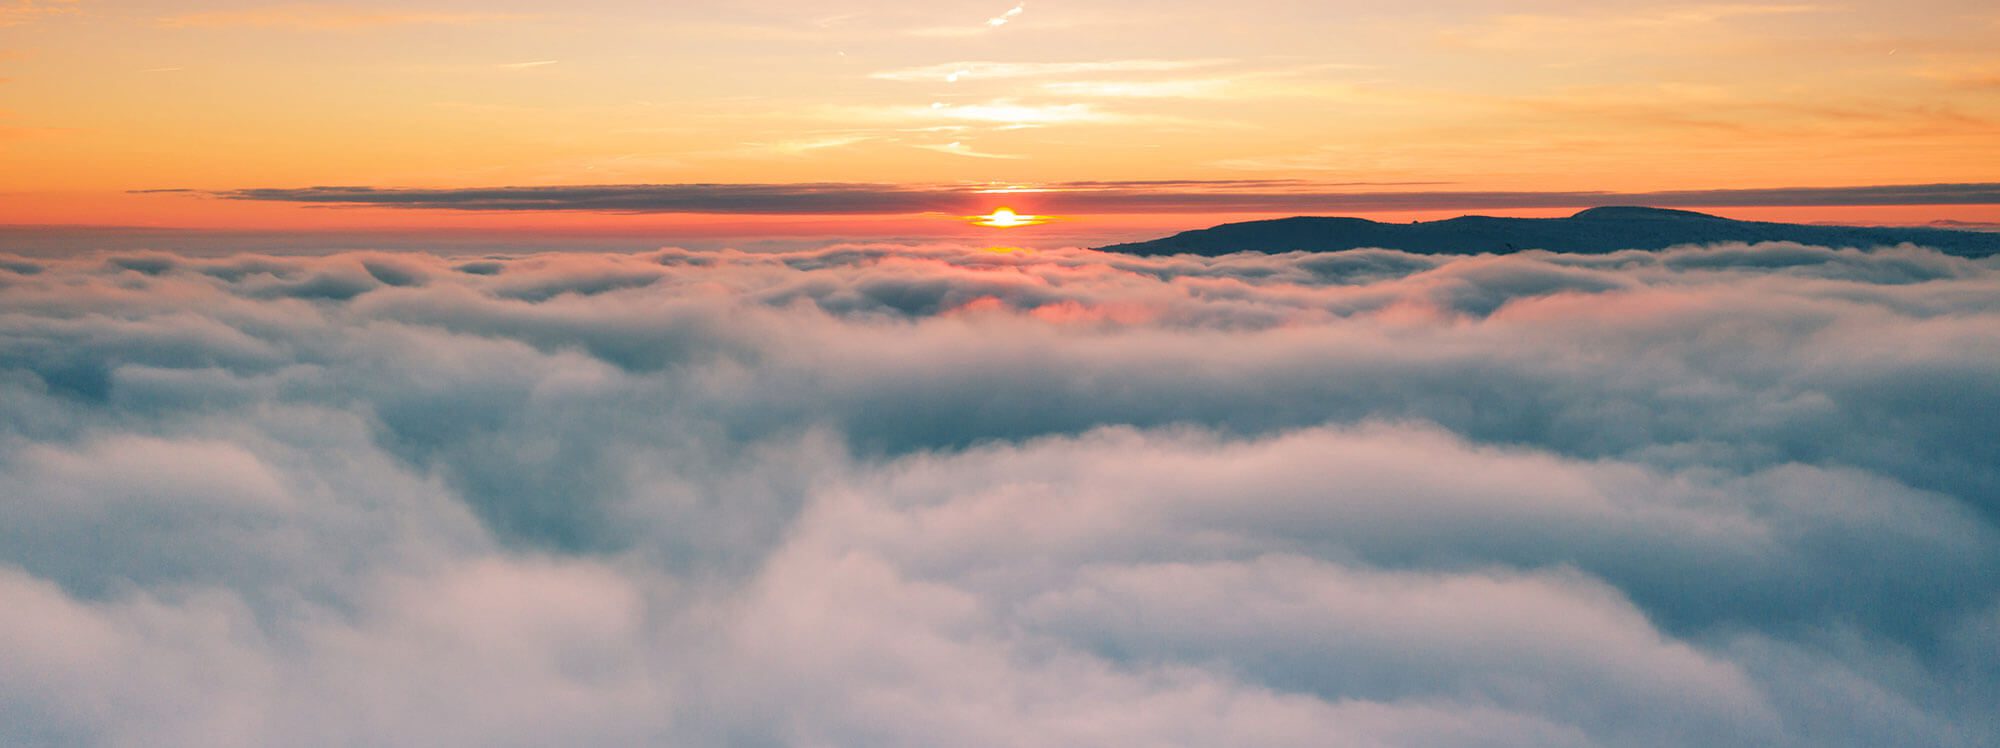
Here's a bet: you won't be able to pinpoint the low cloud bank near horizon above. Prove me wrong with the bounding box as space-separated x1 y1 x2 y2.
2 240 1998 746
205 180 2000 214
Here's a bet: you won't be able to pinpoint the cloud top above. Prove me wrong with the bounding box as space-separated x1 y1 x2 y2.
1 239 1997 746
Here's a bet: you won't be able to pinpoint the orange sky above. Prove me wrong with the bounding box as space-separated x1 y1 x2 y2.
3 0 1999 244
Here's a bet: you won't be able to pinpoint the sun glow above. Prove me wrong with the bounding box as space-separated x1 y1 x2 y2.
970 207 1050 228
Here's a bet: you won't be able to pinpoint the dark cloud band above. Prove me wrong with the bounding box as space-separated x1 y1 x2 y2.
197 181 2000 214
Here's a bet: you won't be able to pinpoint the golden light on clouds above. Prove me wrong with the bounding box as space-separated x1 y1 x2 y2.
988 3 1026 28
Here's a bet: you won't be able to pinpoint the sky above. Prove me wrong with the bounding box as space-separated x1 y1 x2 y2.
3 0 2000 246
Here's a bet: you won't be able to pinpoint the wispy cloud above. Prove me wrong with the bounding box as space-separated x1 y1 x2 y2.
1039 79 1238 98
728 134 881 159
988 2 1025 28
829 100 1129 130
1641 3 1820 24
913 141 1025 160
872 59 1368 102
871 59 1226 83
0 0 76 28
1913 61 2000 89
159 5 532 30
908 1 1029 37
1503 82 1999 138
1058 63 1380 100
1440 4 1821 50
920 100 1112 126
497 60 560 70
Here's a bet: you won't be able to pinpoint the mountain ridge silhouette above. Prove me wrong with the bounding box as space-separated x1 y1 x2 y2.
1097 207 2000 257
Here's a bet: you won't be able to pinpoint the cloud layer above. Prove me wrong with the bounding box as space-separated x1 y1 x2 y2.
2 239 1998 746
206 181 2000 215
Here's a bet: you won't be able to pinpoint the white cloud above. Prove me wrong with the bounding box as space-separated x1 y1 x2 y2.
0 240 1996 745
870 59 1229 83
913 140 1026 159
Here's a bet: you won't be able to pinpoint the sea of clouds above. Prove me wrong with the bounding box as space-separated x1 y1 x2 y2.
1 240 1997 746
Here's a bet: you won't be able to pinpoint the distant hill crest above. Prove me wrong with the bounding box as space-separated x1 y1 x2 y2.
1568 206 1728 221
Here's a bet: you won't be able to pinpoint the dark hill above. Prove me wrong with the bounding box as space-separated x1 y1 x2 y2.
1097 207 2000 257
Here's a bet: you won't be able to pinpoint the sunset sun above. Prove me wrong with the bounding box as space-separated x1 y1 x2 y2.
970 207 1050 228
